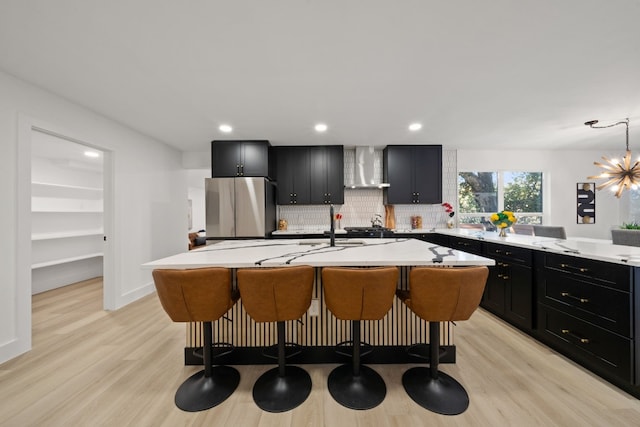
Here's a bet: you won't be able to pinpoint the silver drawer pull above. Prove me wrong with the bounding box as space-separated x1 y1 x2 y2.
560 263 589 273
561 329 590 344
560 292 589 303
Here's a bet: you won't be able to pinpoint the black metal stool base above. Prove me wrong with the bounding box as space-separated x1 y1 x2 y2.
328 364 386 410
175 365 240 412
402 366 469 415
253 365 312 413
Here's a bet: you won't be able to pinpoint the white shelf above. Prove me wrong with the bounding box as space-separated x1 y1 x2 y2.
31 207 103 213
32 181 103 199
31 252 104 269
31 153 105 292
31 230 103 241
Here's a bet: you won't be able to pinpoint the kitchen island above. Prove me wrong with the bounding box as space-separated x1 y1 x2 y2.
143 238 494 366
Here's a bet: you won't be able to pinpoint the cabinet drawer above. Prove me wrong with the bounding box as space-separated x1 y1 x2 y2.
539 271 631 337
538 304 632 383
543 253 631 291
449 237 482 255
483 242 532 264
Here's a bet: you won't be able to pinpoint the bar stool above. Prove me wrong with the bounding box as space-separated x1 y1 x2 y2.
396 266 488 415
152 268 240 412
321 266 399 410
237 265 315 413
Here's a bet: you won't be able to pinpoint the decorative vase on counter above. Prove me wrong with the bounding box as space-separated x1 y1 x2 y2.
490 210 517 238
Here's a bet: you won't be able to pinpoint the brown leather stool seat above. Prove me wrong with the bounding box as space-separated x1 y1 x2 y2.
152 267 240 412
396 266 488 415
322 266 399 410
237 265 315 413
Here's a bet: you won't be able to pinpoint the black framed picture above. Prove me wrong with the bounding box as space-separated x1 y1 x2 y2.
577 182 595 224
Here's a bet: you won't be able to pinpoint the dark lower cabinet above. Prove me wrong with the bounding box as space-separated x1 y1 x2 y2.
537 304 633 383
481 242 533 331
449 236 482 255
535 251 638 392
483 265 506 315
426 232 640 397
421 233 449 246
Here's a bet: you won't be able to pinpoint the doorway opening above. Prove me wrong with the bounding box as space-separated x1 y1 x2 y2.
30 129 105 297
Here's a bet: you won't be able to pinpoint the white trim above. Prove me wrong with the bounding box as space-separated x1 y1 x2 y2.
119 282 155 308
4 114 34 363
4 113 116 363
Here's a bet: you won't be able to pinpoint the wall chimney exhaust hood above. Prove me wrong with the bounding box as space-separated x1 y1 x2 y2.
347 146 390 188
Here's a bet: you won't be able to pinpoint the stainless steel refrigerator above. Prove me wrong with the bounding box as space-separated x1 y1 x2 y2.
205 177 276 239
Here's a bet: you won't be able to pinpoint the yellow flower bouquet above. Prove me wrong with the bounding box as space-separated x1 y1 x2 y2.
490 210 517 236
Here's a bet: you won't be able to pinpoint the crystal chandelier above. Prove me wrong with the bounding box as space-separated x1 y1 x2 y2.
586 118 640 198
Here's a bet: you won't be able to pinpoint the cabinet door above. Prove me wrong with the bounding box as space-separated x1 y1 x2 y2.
324 145 344 204
384 146 414 204
413 146 442 204
309 146 326 204
309 146 344 205
482 263 506 315
212 141 270 177
240 141 270 177
211 141 241 177
275 147 310 205
275 148 294 205
504 263 533 330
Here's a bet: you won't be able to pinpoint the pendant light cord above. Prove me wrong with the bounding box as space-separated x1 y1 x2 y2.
585 118 630 150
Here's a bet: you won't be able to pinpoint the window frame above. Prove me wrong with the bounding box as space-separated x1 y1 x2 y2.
457 170 545 225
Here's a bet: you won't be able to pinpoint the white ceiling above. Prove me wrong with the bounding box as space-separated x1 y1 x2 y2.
1 1 639 153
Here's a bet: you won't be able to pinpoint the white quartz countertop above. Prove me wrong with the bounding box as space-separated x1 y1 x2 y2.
437 228 640 266
271 228 431 235
142 238 494 269
271 229 347 235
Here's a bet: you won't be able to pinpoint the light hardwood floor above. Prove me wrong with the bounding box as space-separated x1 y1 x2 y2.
1 278 639 426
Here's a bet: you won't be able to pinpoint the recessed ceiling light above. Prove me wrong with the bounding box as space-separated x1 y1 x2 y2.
84 151 100 158
409 123 423 131
219 124 233 133
315 123 328 132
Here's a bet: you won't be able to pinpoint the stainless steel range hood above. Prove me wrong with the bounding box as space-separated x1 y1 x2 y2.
347 146 390 188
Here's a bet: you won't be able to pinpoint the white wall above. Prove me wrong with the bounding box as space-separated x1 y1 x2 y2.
457 149 627 239
0 70 187 364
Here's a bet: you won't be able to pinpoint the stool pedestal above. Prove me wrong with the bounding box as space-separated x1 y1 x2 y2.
175 321 240 412
252 321 312 413
327 320 386 410
401 321 469 415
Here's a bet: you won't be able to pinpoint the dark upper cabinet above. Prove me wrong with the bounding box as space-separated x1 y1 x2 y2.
211 140 271 177
273 145 343 205
273 146 310 205
309 146 344 205
383 145 442 204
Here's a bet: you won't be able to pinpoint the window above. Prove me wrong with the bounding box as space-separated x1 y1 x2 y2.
458 171 543 227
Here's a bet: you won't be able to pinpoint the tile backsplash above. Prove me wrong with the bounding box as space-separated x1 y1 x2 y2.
278 149 457 230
